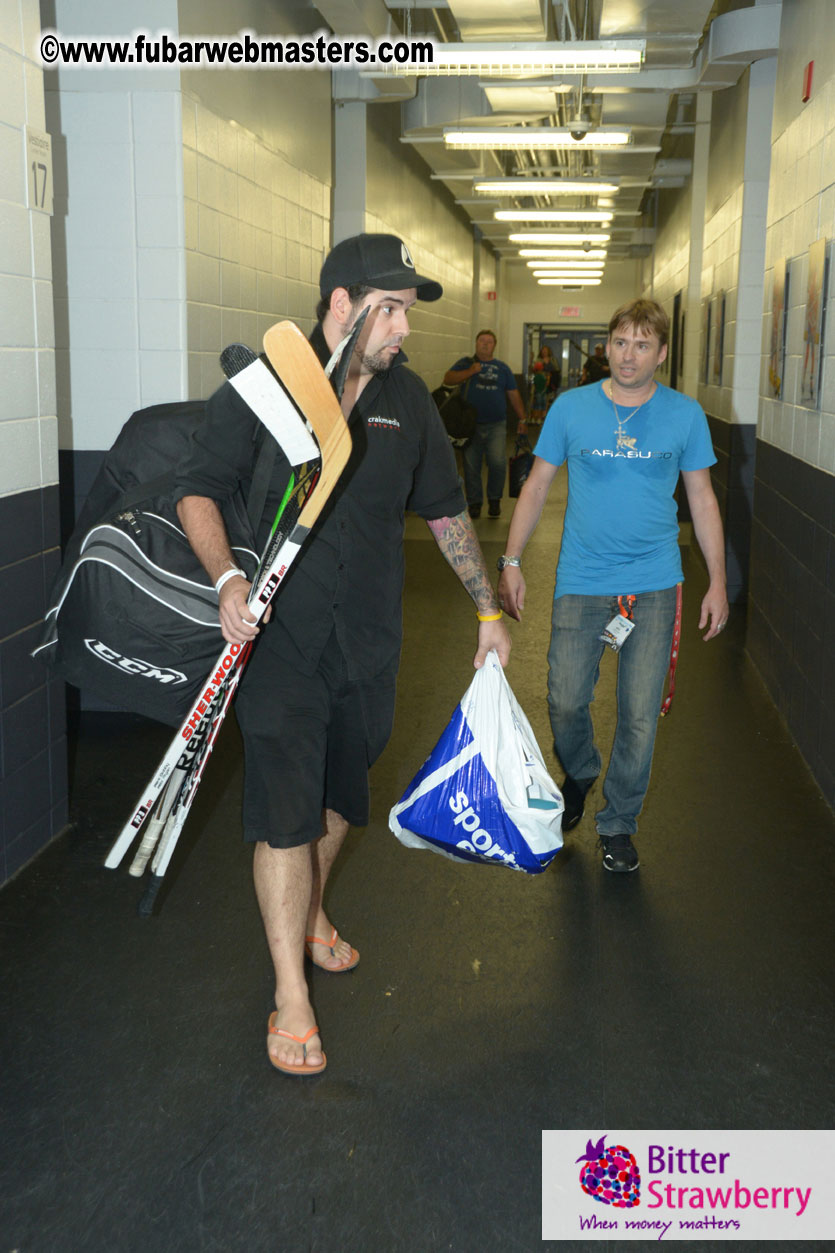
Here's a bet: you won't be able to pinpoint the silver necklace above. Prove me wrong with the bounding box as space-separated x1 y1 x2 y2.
607 383 654 450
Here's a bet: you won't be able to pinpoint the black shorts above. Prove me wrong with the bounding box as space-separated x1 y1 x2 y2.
234 632 397 848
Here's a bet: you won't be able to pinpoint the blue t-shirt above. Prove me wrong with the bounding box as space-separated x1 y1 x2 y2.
535 381 716 597
452 356 517 424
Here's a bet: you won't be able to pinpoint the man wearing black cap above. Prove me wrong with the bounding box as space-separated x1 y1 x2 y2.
175 234 510 1076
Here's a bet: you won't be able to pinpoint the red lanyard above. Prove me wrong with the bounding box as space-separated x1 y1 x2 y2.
660 584 683 717
616 590 681 716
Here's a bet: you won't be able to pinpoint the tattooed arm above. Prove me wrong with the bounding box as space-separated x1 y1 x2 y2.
426 509 512 668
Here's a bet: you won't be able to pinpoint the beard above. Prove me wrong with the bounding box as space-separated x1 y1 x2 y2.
354 339 401 376
357 349 393 375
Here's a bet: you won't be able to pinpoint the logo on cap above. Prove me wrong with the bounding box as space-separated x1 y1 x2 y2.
401 243 415 270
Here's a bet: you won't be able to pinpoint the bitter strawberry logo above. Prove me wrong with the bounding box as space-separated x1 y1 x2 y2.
577 1135 641 1208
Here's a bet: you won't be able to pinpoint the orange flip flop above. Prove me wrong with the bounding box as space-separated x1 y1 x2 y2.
304 925 360 973
267 1013 327 1076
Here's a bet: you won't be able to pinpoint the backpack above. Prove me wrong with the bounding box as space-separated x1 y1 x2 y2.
34 398 275 726
432 359 478 445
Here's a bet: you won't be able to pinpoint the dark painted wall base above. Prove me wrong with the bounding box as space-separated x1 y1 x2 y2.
57 450 128 716
0 485 68 885
746 439 835 810
705 415 757 605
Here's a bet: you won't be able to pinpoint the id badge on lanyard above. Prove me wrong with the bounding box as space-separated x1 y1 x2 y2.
599 595 636 652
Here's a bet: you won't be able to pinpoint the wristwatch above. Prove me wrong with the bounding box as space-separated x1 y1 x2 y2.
497 555 521 572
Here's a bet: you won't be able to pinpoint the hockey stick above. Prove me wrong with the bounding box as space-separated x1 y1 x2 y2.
126 347 324 880
107 371 319 875
121 348 310 881
132 340 355 912
127 323 359 886
106 312 365 906
131 464 317 904
115 312 366 880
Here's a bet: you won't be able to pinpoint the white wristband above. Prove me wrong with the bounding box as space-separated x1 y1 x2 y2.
214 567 246 594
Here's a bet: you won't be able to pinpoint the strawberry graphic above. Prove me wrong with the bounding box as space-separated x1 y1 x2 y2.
577 1135 641 1208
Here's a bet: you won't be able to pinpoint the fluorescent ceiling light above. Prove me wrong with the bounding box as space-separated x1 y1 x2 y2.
475 178 618 195
370 40 644 78
527 259 605 268
495 209 613 223
538 277 602 286
445 128 631 149
509 232 610 243
523 249 608 261
532 270 604 278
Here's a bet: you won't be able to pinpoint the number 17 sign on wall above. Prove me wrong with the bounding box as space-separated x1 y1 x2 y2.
26 126 53 216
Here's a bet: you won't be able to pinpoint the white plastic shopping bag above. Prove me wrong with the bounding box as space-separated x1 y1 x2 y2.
389 651 563 873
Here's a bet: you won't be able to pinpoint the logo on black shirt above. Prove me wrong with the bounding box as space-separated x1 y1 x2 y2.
367 415 401 431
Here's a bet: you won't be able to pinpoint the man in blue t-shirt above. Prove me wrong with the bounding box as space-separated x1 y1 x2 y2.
497 299 728 872
444 329 528 518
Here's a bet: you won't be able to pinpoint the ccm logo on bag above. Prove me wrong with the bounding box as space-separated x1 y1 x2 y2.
448 789 513 863
84 639 187 685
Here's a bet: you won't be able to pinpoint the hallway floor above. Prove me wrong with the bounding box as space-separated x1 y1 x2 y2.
3 466 834 1252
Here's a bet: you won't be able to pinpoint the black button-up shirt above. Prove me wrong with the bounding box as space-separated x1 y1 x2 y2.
175 324 465 680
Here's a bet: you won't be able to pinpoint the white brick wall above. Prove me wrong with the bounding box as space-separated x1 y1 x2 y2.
0 0 56 498
184 98 330 397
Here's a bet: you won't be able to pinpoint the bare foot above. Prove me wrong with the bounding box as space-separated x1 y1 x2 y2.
267 992 325 1072
304 917 359 972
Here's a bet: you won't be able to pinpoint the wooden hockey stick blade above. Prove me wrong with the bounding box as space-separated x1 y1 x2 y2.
262 322 352 530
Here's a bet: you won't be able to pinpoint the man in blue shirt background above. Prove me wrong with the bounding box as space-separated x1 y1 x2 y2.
497 299 728 873
444 329 528 518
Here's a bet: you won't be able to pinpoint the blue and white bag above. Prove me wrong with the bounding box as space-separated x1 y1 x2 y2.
389 651 563 873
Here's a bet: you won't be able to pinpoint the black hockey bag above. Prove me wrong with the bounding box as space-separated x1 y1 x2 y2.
432 361 478 446
34 399 271 727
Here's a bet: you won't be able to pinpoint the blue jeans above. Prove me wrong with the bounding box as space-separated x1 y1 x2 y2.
463 420 506 504
547 588 677 835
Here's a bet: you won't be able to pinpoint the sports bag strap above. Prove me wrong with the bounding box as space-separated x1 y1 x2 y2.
117 470 179 512
460 356 473 404
115 427 277 532
246 429 278 535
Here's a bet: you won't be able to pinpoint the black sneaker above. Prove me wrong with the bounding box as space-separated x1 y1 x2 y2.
560 775 596 832
468 503 482 519
488 499 501 517
599 833 639 873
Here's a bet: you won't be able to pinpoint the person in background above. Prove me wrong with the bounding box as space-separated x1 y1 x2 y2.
581 343 610 386
529 344 561 425
530 362 549 424
537 344 561 405
444 330 527 519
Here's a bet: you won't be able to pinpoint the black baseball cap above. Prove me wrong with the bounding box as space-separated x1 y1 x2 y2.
319 233 443 302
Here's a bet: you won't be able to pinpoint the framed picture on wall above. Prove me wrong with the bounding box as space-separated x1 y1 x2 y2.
800 237 827 407
703 297 712 384
768 259 788 399
713 290 726 386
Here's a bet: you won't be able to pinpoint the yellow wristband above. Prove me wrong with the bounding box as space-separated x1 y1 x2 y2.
477 611 503 622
